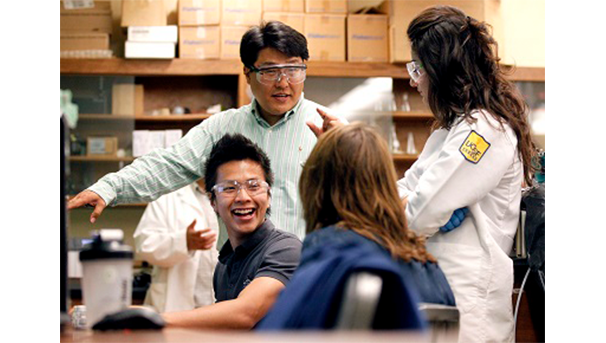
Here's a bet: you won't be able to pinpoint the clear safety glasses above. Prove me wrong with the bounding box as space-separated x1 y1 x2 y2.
211 179 270 199
247 64 307 85
406 61 424 83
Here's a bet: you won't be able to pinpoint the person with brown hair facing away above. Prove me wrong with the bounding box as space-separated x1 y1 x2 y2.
257 123 455 330
300 122 455 303
399 5 538 342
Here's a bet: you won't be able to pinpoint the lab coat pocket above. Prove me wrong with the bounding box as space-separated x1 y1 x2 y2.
426 242 485 315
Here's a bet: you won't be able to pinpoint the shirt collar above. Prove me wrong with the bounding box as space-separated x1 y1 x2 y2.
250 94 305 127
218 219 275 263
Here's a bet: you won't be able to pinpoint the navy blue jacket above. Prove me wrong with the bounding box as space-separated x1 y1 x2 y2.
256 226 455 330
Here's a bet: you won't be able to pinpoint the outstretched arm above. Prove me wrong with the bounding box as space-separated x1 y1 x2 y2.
162 277 284 329
67 190 106 224
68 123 216 223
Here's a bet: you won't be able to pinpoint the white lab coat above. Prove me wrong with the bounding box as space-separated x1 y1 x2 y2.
398 110 520 343
134 183 219 313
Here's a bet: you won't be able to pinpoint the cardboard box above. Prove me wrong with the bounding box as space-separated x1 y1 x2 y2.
304 14 346 61
305 0 347 13
263 12 305 34
164 130 183 148
60 1 112 33
121 0 167 27
221 26 250 60
127 26 178 43
222 0 263 26
379 0 504 62
179 26 221 59
60 33 110 51
347 14 388 62
125 41 176 58
178 0 221 26
133 130 183 157
87 137 118 156
112 84 144 116
264 0 304 13
133 130 150 157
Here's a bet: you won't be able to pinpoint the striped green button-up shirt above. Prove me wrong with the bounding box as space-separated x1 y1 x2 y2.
89 95 329 240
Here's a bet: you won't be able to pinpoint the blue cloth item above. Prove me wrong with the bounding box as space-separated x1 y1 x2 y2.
439 207 469 232
256 226 455 330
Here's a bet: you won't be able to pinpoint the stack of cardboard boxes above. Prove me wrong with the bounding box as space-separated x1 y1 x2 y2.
263 0 305 44
220 0 262 59
347 7 389 63
304 0 347 61
177 0 262 60
178 0 222 59
59 1 113 58
122 0 177 59
60 0 504 64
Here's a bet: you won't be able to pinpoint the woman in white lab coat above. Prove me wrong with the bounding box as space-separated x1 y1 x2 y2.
398 6 537 343
134 180 219 313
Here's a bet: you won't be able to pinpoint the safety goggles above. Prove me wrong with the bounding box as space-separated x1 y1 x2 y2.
247 64 307 85
406 61 424 83
211 179 270 199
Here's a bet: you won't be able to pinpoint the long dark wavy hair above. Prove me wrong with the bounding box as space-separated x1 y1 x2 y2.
408 6 536 185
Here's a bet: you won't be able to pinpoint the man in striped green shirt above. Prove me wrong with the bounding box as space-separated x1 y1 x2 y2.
68 21 344 240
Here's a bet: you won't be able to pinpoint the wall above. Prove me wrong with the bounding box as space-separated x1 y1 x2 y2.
501 0 545 67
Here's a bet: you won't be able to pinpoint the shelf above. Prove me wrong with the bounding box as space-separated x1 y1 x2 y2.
78 113 211 121
392 154 419 163
502 65 545 82
67 195 147 208
69 155 135 162
60 58 242 76
348 111 434 120
61 58 545 82
391 111 434 119
135 114 211 121
306 61 409 79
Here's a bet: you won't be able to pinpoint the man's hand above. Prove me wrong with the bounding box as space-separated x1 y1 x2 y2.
306 108 345 137
186 219 217 251
67 190 107 224
439 207 469 232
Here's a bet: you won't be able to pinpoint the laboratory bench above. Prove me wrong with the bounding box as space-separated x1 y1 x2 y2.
60 327 433 343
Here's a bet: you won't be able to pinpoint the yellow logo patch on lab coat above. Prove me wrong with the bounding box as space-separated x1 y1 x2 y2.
459 131 490 164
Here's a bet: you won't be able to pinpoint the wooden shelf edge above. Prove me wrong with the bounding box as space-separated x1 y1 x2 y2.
503 65 545 82
392 154 418 162
135 114 211 121
60 58 242 76
307 61 408 79
60 58 544 82
67 195 147 208
78 114 211 121
391 111 434 119
69 156 135 162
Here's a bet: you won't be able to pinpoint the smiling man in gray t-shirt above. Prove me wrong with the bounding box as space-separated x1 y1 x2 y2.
161 133 301 329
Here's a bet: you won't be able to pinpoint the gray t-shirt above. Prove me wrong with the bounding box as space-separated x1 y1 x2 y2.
213 220 302 302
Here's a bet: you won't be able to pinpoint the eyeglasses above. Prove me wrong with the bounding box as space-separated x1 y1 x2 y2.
211 179 270 198
247 64 307 85
406 61 424 83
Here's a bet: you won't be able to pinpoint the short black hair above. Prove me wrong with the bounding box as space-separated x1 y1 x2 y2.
240 21 309 67
204 133 274 202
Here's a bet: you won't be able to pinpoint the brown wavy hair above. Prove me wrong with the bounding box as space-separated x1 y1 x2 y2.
407 5 536 185
299 123 435 263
